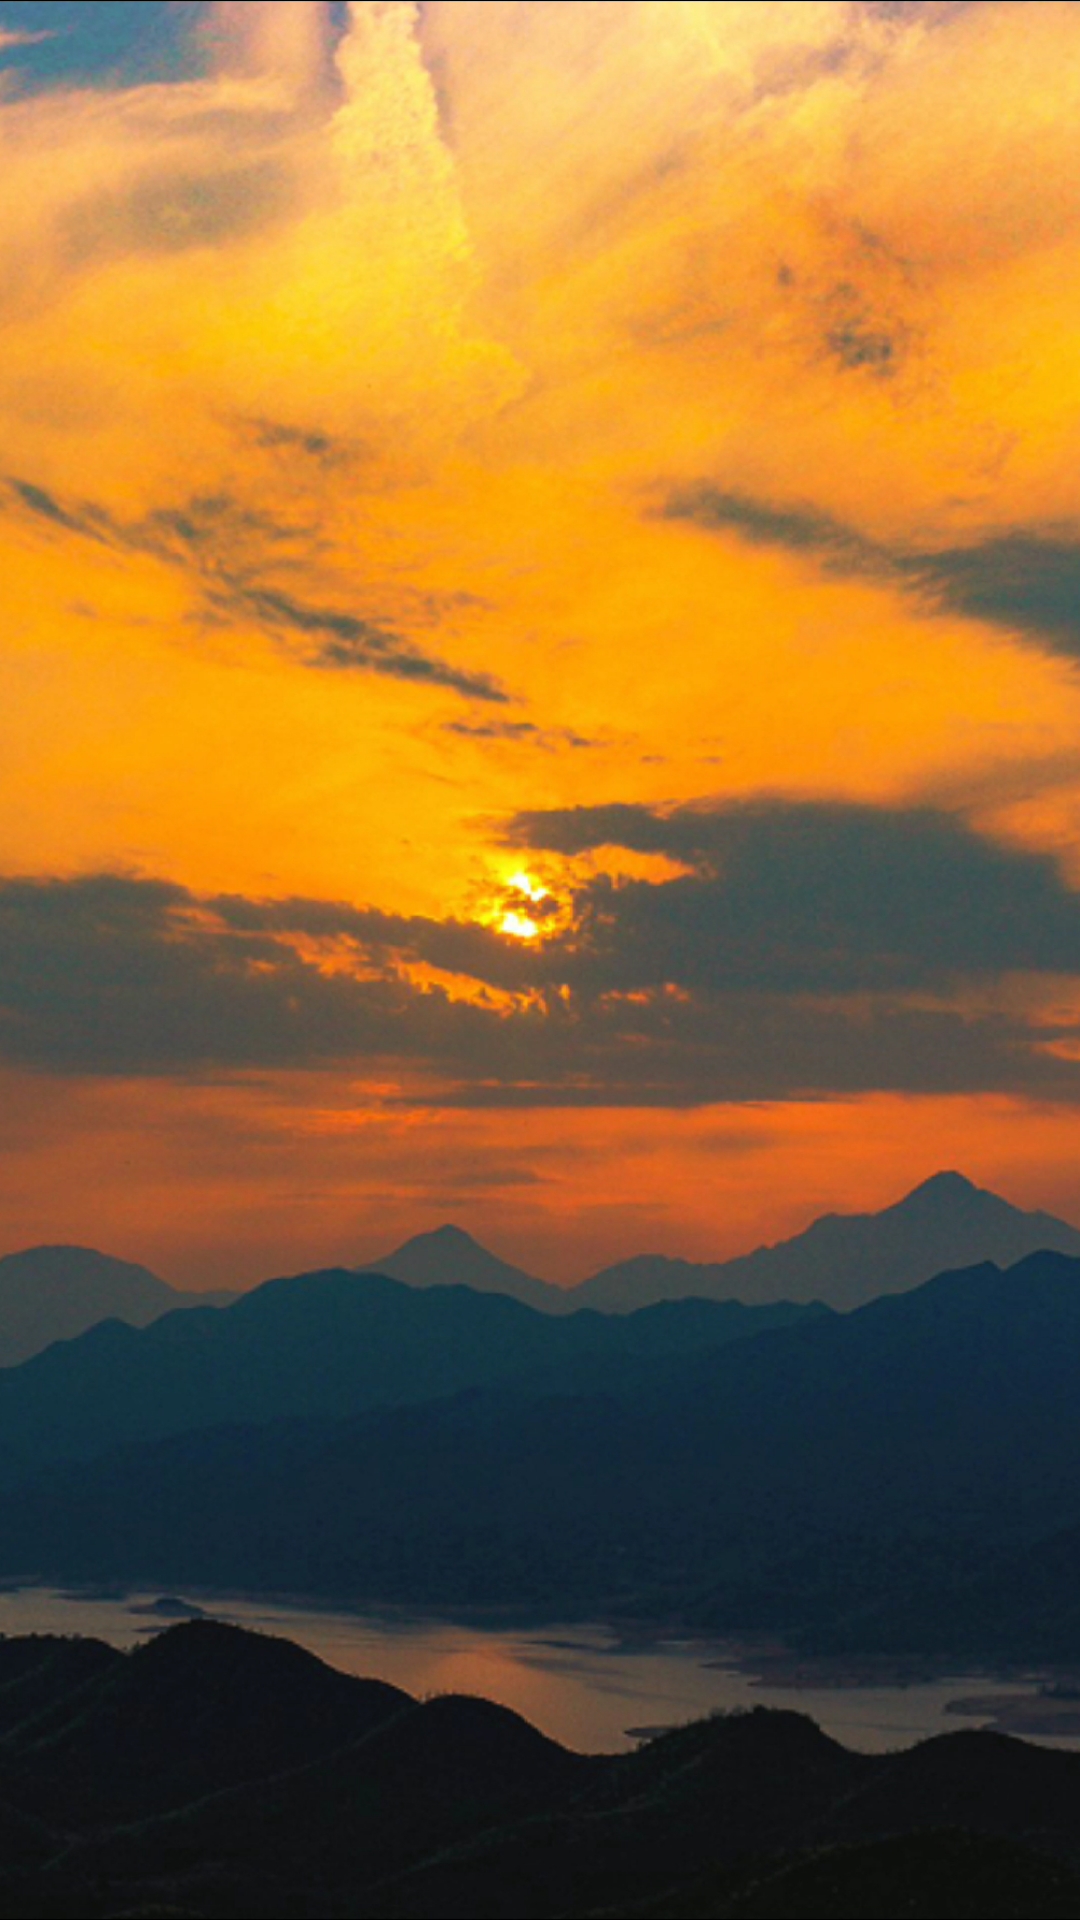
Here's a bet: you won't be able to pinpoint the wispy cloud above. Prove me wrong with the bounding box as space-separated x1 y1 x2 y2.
0 25 56 54
5 473 512 703
668 486 1080 659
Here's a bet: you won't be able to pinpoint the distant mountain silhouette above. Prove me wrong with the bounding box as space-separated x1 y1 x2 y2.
365 1223 571 1313
573 1171 1080 1311
0 1246 236 1368
0 1623 1078 1917
0 1244 1068 1651
6 1250 1080 1655
0 1267 821 1486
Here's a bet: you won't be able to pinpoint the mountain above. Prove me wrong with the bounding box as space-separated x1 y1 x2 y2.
0 1623 1079 1917
365 1223 572 1313
0 1266 823 1487
0 1245 236 1368
573 1171 1080 1311
7 1251 1080 1645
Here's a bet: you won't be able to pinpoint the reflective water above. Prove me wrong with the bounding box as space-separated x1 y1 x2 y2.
0 1585 1057 1755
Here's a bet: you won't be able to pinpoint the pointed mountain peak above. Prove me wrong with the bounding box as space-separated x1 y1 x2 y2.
407 1224 485 1249
898 1171 983 1209
899 1167 976 1198
364 1225 569 1313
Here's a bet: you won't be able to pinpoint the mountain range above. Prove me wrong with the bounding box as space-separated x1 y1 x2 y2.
5 1247 1080 1657
2 1172 1076 1374
0 1270 819 1487
368 1171 1080 1313
0 1619 1077 1918
0 1246 237 1368
2 1171 1080 1665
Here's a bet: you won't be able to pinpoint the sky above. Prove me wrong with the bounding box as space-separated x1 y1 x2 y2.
4 0 1080 1287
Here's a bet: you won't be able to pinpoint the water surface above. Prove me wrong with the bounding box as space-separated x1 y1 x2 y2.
0 1585 1060 1755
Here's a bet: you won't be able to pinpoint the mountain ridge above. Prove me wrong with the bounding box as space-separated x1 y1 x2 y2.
5 1249 1080 1646
365 1172 1080 1314
0 1245 237 1369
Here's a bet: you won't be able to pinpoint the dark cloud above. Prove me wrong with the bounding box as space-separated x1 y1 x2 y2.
665 486 878 567
5 474 511 704
912 537 1080 652
243 419 354 467
427 995 1080 1109
444 718 596 749
506 797 1080 994
667 486 1080 658
6 856 1076 1113
0 874 529 1079
826 316 899 374
9 479 111 544
62 163 295 265
227 585 510 701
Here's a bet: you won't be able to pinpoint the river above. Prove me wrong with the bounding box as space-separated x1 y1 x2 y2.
0 1584 1067 1755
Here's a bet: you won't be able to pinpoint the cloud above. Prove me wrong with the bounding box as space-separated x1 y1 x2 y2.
505 796 1080 994
5 474 511 702
0 873 506 1077
668 486 1080 659
912 538 1080 655
7 797 1080 1107
444 718 596 749
225 584 511 700
0 26 56 54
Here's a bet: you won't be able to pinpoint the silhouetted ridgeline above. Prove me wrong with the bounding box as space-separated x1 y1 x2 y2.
0 1271 820 1485
0 1621 1075 1917
0 1248 236 1368
372 1173 1080 1313
3 1253 1080 1657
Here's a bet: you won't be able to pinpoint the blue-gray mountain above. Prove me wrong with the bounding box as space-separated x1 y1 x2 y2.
371 1172 1080 1313
0 1269 818 1486
4 1250 1080 1658
0 1246 237 1369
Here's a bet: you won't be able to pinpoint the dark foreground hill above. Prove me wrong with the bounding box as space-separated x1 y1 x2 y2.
0 1622 1078 1917
6 1251 1080 1655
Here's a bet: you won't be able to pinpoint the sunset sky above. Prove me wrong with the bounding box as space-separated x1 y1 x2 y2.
4 0 1080 1287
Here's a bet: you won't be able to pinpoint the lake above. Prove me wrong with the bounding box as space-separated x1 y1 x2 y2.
0 1584 1065 1755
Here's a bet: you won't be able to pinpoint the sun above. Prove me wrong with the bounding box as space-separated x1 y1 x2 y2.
496 870 550 941
500 909 541 940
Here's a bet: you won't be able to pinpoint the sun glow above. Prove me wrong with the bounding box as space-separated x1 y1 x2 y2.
500 909 541 941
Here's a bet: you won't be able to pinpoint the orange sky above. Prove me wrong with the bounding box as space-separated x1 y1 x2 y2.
4 1 1080 1284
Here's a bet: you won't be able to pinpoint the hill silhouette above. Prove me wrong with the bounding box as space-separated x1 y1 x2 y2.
572 1172 1080 1311
5 1251 1080 1652
0 1247 236 1369
367 1223 570 1313
0 1269 819 1486
0 1625 1076 1917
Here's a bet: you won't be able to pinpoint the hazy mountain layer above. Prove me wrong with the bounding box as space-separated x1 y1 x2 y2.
0 1246 236 1368
572 1171 1080 1311
5 1251 1080 1659
365 1221 572 1313
0 1269 820 1485
373 1174 1080 1316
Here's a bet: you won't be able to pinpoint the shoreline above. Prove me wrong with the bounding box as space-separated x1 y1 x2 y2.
5 1578 1080 1748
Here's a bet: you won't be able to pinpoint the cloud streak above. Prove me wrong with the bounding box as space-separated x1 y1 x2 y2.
668 487 1080 659
6 473 511 702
